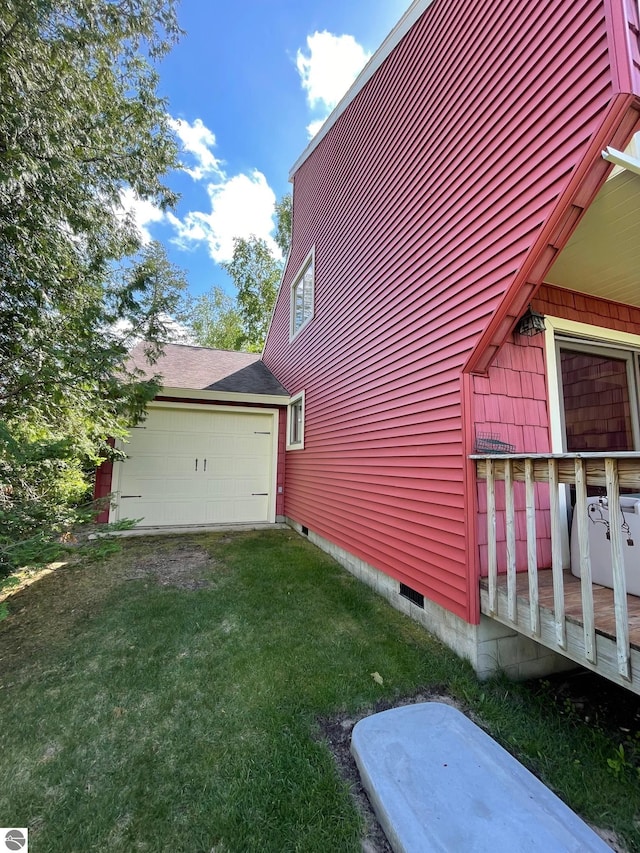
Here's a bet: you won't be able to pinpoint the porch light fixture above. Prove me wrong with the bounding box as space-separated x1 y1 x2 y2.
516 305 546 337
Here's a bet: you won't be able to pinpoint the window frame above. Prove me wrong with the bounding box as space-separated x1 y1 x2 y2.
555 338 640 452
290 248 315 340
544 316 640 454
286 390 305 450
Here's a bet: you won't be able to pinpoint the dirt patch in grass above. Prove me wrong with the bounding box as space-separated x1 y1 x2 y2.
125 541 217 590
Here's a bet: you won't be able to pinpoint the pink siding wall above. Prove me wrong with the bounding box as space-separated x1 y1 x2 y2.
263 0 615 621
536 284 640 333
94 440 114 523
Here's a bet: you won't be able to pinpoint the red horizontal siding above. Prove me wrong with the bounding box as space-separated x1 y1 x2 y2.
263 0 616 621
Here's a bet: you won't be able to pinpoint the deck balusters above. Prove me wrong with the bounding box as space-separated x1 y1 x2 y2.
474 453 637 684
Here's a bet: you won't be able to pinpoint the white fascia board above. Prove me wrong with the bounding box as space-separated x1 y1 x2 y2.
157 386 289 405
288 0 434 180
602 146 640 177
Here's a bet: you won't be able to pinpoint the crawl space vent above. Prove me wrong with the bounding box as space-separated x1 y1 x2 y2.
301 525 309 536
399 583 424 608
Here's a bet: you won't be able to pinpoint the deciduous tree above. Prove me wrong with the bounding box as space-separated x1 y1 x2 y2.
0 0 185 571
184 194 293 353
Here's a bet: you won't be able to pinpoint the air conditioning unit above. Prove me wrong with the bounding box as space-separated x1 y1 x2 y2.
570 496 640 595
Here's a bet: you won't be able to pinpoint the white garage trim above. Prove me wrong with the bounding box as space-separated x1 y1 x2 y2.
109 402 280 528
160 386 289 405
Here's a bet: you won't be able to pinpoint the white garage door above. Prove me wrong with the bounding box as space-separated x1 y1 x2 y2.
114 405 276 527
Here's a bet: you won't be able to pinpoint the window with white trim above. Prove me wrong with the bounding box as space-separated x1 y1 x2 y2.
290 251 314 338
287 391 305 450
556 339 640 452
545 318 640 456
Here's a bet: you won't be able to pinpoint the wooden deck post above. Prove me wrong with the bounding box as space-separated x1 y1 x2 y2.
525 458 540 637
548 458 566 649
504 459 517 624
574 458 596 664
605 458 631 680
486 458 497 617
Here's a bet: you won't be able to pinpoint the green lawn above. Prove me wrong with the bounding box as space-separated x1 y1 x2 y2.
1 530 639 852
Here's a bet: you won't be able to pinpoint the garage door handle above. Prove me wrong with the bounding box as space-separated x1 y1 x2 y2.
121 495 142 499
204 459 207 472
195 458 198 471
252 493 268 496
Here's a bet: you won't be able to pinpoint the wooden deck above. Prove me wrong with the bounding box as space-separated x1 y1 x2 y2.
474 453 640 693
481 570 640 649
480 570 640 693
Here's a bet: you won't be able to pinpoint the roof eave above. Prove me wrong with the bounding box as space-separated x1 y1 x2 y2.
157 387 290 405
464 96 640 376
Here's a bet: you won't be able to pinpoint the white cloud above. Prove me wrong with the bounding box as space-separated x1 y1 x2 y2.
296 31 371 136
167 169 279 264
118 187 166 244
125 116 281 265
169 117 224 181
306 118 327 138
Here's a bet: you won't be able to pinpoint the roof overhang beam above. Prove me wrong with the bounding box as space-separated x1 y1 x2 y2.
602 146 640 176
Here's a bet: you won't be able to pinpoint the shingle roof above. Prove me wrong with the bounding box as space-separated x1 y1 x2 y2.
128 342 289 396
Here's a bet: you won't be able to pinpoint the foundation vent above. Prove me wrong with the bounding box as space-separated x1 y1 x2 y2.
399 583 424 608
301 525 309 536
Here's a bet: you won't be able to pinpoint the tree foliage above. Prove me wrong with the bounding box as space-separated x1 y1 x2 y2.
179 286 245 351
274 193 292 257
0 0 185 572
184 193 292 353
221 236 282 352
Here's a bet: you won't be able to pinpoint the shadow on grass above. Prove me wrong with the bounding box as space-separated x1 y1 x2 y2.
0 529 638 852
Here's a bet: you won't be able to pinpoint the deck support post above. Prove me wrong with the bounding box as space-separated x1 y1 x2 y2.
605 458 631 680
504 459 517 623
548 459 566 649
575 458 596 664
525 458 540 637
486 459 497 617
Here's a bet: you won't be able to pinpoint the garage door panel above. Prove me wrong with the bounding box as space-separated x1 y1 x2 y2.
204 476 268 498
115 406 276 527
203 496 269 524
119 500 205 527
121 455 196 478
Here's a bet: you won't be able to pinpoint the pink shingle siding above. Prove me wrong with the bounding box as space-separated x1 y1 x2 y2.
263 0 617 621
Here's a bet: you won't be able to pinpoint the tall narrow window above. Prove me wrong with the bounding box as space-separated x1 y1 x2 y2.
291 252 314 338
287 391 305 450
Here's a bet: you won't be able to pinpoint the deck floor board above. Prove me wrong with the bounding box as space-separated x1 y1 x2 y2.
481 571 640 651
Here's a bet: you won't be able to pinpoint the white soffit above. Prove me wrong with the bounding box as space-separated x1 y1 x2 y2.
545 169 640 308
289 0 434 179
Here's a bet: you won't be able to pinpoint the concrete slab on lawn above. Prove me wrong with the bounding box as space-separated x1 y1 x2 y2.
351 702 611 852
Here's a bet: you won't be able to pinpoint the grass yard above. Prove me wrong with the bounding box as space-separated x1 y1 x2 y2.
1 529 640 852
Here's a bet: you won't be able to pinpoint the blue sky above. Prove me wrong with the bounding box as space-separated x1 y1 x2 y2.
122 0 413 298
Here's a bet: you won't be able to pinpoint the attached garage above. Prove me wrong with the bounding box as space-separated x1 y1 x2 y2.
98 343 290 530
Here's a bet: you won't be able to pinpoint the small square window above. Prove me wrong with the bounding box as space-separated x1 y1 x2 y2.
290 251 314 338
287 391 305 450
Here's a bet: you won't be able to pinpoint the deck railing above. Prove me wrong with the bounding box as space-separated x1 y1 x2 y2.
472 453 640 681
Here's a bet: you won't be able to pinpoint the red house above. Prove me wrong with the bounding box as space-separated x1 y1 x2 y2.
262 0 640 691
